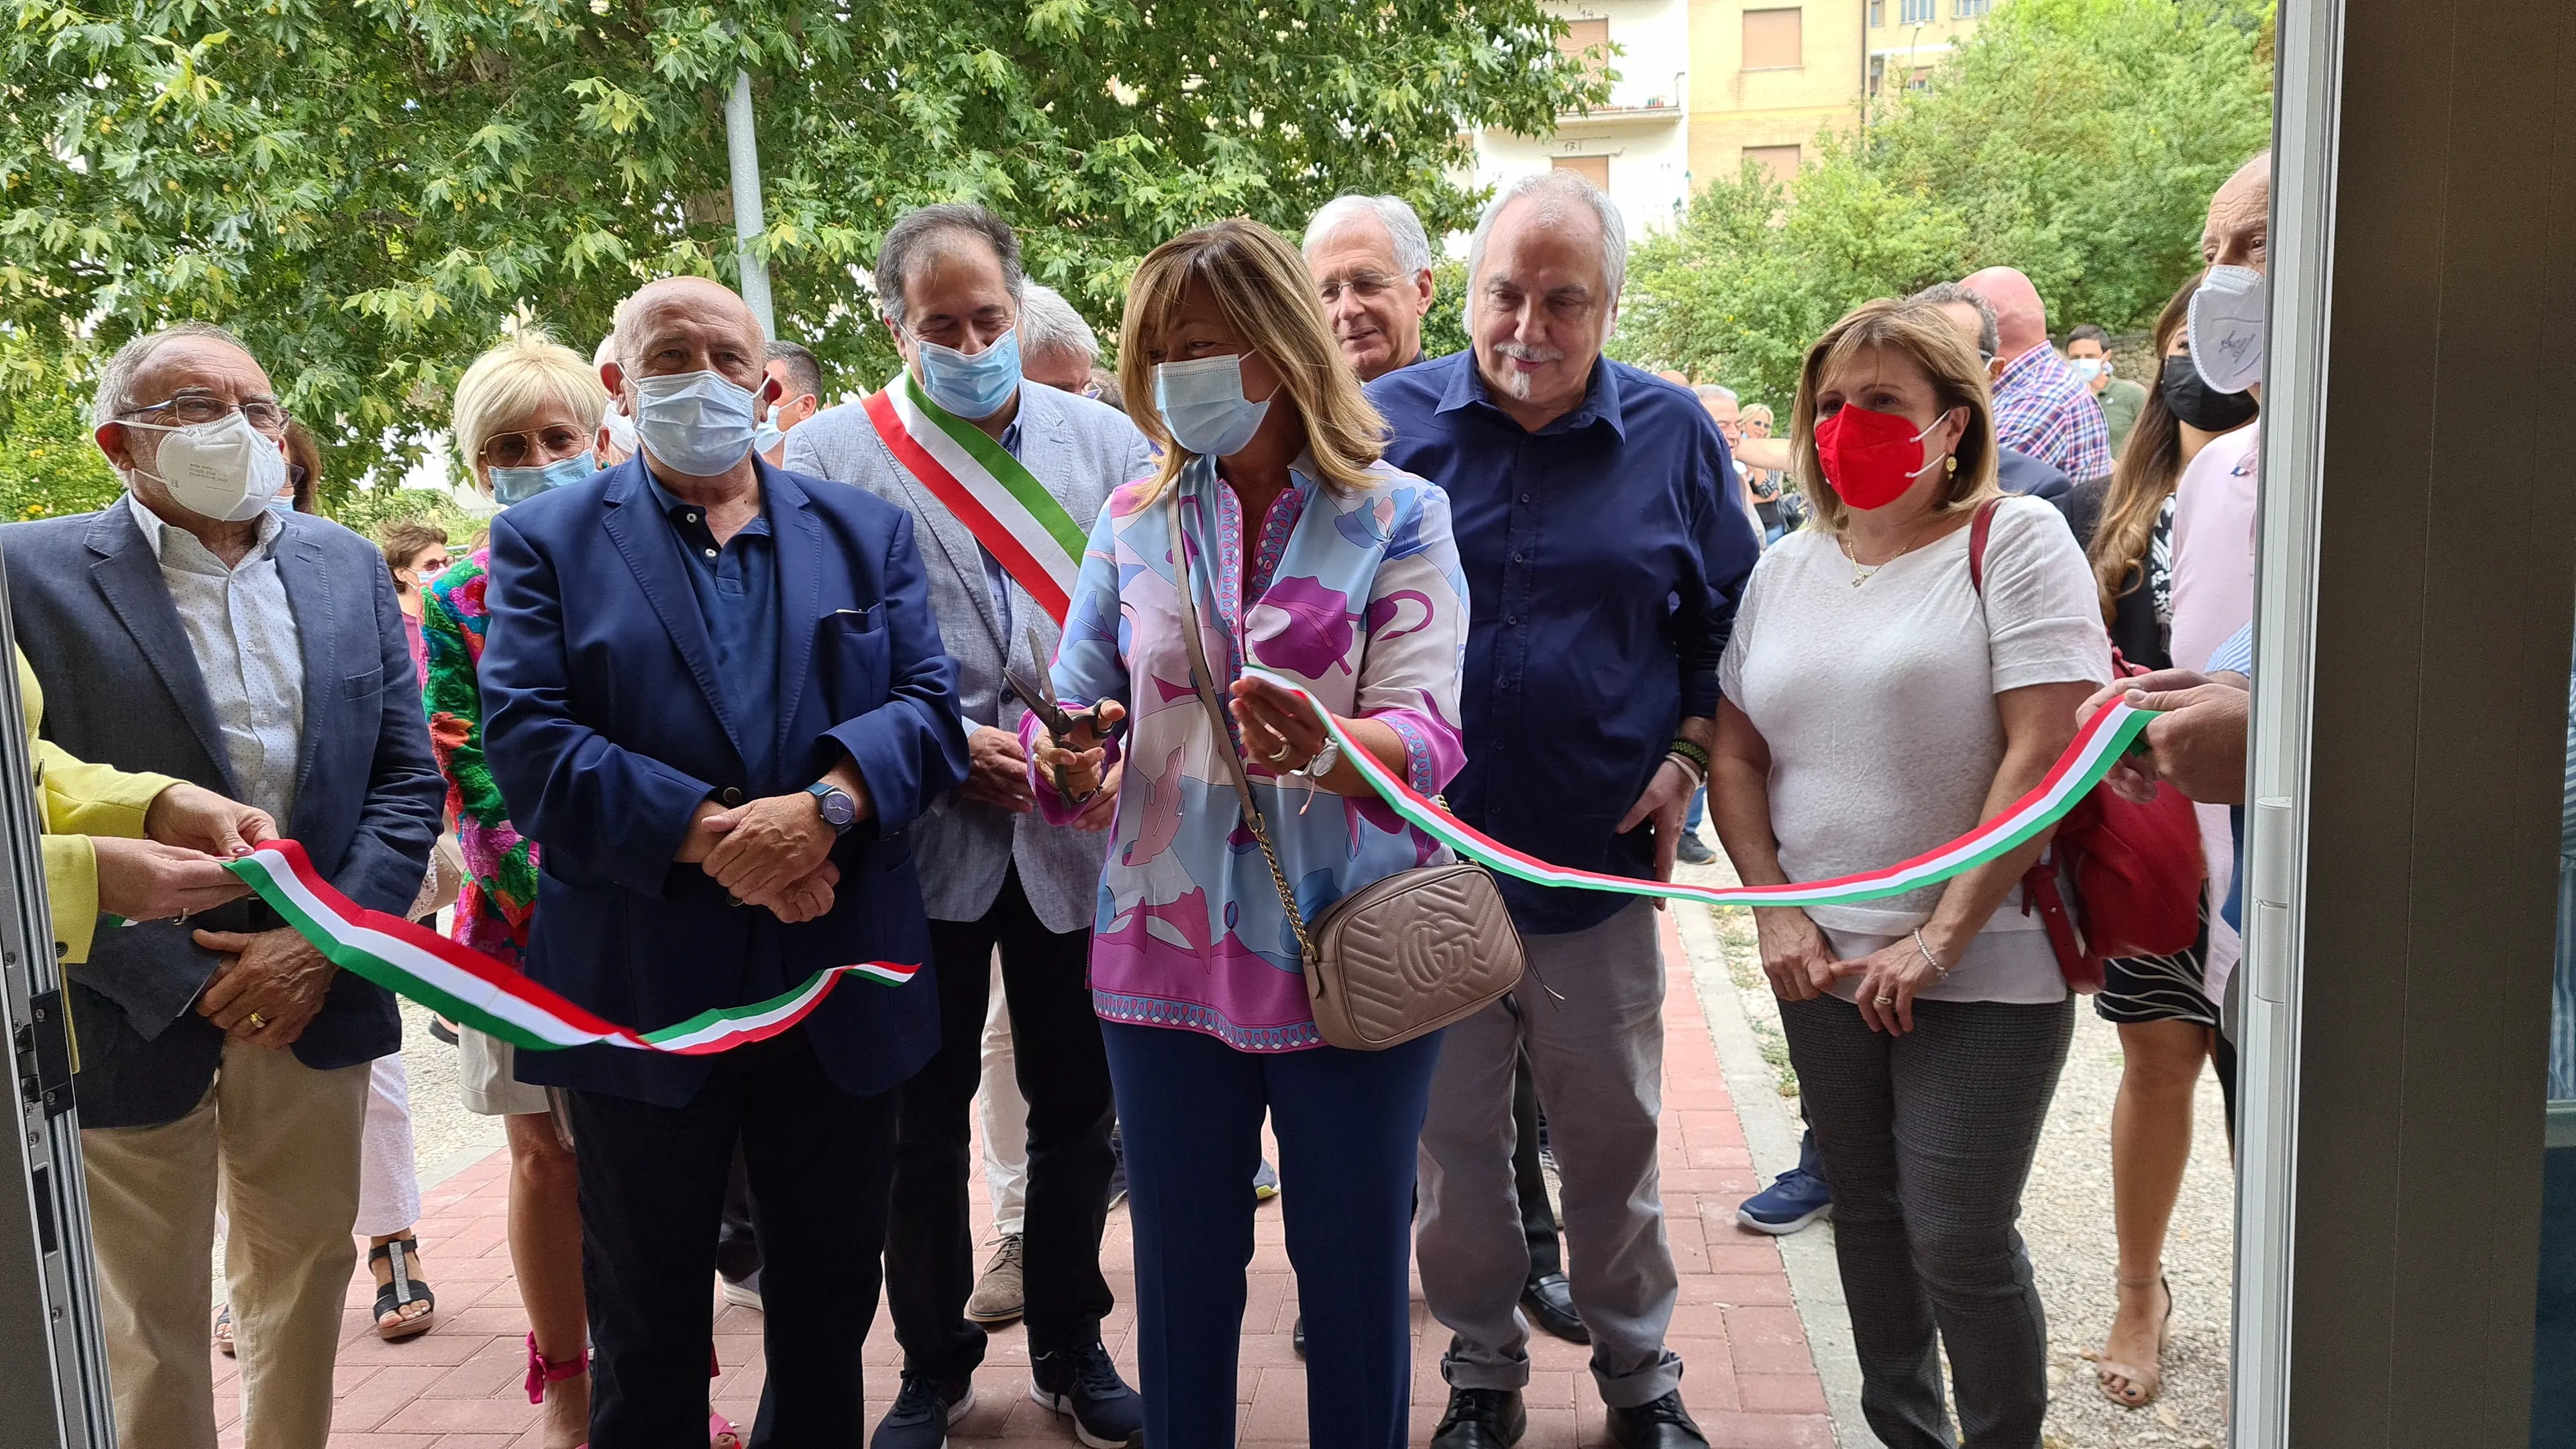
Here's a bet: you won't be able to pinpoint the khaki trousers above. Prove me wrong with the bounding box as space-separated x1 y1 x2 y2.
82 1038 370 1449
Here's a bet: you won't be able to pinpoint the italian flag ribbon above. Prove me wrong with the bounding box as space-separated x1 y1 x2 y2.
861 370 1088 624
1240 669 2155 908
211 689 2149 1057
218 841 917 1056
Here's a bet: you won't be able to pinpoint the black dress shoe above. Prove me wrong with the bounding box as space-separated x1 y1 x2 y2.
1604 1391 1710 1448
1520 1271 1589 1344
1432 1387 1527 1448
1291 1314 1305 1358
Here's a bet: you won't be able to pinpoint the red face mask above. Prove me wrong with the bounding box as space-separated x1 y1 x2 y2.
1813 403 1953 511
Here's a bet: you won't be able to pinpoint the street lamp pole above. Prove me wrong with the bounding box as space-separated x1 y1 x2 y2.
724 68 775 337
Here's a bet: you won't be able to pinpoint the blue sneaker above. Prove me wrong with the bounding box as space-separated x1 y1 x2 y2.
1737 1128 1832 1235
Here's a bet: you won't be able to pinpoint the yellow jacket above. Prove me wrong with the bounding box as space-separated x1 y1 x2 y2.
23 649 176 964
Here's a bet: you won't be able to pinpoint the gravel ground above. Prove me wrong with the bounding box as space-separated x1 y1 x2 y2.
1681 854 2233 1449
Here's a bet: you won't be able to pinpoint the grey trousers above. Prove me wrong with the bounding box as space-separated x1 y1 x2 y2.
1417 899 1684 1407
1778 993 2075 1449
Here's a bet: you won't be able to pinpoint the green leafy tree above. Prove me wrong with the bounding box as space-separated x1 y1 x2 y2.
0 338 121 521
2 0 1605 500
1620 0 2272 407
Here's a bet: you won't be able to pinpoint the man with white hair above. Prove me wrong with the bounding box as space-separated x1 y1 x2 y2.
5 321 442 1449
1371 168 1755 1449
1015 281 1102 394
1303 193 1439 381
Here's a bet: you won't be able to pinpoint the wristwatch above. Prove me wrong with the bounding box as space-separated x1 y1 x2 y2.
1297 737 1342 780
806 782 857 835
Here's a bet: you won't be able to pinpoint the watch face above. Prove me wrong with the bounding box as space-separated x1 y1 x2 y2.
822 791 856 826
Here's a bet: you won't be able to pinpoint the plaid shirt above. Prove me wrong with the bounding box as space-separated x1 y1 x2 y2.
1992 345 2115 483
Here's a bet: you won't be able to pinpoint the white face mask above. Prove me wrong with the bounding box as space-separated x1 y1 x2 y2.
2068 356 2105 382
600 400 639 454
631 370 759 476
2188 264 2268 394
1154 354 1276 458
121 410 289 524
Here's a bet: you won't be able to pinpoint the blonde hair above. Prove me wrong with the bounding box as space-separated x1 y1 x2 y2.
452 329 611 478
1116 219 1387 502
1790 299 2001 536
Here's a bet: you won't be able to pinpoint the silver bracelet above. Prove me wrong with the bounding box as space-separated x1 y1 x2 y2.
1912 927 1949 981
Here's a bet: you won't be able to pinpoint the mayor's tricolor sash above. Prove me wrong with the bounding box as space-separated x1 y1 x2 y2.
219 841 916 1056
862 370 1087 624
217 695 2152 1055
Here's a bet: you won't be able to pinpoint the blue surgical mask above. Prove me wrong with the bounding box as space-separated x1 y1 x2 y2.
754 419 786 458
2067 356 2104 382
631 370 760 476
911 327 1023 420
1155 354 1275 459
490 449 598 508
266 491 296 516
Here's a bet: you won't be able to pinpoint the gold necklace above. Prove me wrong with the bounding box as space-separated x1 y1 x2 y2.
1837 530 1927 588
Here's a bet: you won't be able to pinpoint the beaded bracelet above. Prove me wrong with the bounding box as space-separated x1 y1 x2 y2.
1668 737 1712 771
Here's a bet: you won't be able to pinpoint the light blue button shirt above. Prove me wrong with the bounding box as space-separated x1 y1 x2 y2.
124 494 307 822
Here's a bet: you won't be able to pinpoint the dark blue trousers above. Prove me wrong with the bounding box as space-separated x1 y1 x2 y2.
1103 1020 1443 1448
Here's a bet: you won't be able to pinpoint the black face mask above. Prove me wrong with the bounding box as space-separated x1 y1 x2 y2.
2161 343 2260 433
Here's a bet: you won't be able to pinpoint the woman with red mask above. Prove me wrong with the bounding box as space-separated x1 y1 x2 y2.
1707 297 2111 1449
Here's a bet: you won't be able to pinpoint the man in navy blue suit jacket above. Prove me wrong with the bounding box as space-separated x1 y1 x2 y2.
481 277 968 1447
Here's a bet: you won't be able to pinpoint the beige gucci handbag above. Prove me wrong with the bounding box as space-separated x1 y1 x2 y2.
1171 500 1525 1049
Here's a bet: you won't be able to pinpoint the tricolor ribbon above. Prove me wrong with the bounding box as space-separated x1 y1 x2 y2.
1239 669 2153 908
213 691 2150 1057
219 841 917 1055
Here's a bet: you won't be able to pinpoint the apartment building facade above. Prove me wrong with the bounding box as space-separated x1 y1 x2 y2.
1470 0 1995 236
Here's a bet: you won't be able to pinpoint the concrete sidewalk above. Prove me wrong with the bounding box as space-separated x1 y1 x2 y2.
244 908 1830 1447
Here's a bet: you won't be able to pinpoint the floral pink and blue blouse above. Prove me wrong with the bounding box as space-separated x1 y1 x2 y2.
1028 453 1469 1051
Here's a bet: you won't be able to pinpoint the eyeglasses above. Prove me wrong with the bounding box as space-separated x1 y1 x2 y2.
121 394 290 433
479 425 592 470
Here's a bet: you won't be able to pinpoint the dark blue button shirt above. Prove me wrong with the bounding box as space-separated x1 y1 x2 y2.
645 472 781 792
1371 353 1758 934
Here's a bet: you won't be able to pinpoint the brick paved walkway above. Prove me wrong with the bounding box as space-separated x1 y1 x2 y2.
247 912 1829 1447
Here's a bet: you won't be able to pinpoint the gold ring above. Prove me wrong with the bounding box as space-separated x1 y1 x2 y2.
1265 739 1295 763
246 1012 268 1030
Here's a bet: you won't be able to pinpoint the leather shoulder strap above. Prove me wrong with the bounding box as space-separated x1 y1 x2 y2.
1966 496 2006 597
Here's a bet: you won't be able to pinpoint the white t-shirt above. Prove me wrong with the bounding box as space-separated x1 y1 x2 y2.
1720 496 2113 1005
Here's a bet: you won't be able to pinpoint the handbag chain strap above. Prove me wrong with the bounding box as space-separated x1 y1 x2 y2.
1168 490 1320 966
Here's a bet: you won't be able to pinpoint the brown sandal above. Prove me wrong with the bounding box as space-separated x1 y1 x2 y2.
2086 1274 2173 1408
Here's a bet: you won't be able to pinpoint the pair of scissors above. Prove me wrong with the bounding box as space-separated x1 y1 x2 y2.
1000 627 1120 802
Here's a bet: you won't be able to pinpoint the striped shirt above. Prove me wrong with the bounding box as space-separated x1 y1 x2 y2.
123 494 307 823
2208 621 2254 678
1993 345 2116 483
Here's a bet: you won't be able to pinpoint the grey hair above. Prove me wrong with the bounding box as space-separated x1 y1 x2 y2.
1302 195 1436 278
91 321 258 428
1017 283 1099 363
1907 282 1999 361
874 203 1025 328
1466 169 1629 303
1693 383 1738 404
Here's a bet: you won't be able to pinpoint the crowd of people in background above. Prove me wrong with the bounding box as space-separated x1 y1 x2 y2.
0 144 2282 1449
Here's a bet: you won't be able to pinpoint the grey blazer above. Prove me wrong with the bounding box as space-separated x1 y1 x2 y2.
784 381 1152 934
3 504 443 1128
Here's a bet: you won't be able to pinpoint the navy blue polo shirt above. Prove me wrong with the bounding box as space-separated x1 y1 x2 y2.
1371 353 1758 935
644 472 780 792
